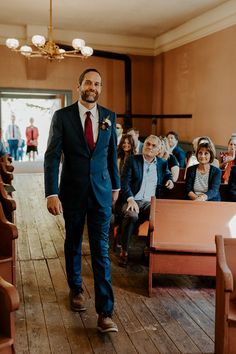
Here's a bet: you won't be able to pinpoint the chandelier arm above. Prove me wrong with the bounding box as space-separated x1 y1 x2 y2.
62 50 82 54
63 53 85 58
5 0 92 60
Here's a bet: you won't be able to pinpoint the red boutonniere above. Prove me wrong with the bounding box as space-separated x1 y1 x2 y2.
100 116 111 130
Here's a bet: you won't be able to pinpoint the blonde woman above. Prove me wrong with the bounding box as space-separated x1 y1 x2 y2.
219 137 236 184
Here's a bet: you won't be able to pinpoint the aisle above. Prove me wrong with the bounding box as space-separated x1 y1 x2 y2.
13 173 215 354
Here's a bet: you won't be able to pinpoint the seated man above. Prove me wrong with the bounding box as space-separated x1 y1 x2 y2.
167 130 186 167
127 128 143 154
116 123 123 145
118 135 174 267
228 165 236 201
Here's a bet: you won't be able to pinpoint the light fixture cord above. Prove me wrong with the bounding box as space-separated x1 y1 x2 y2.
48 0 53 41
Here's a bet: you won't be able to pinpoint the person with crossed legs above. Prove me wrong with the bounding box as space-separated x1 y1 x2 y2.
118 135 174 267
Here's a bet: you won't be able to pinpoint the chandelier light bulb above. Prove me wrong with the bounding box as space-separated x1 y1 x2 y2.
6 38 19 49
32 35 46 47
72 38 85 50
5 1 93 60
20 45 33 56
81 46 93 57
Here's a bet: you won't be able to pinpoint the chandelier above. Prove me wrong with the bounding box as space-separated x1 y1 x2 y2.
5 0 93 60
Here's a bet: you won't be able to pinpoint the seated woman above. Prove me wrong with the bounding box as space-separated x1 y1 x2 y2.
184 136 219 179
158 137 179 182
219 136 236 184
117 134 135 175
113 134 136 246
185 141 221 201
228 165 236 201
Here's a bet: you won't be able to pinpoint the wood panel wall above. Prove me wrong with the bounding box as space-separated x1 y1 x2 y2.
1 23 236 146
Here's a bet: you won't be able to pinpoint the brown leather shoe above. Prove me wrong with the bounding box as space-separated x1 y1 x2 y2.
69 289 86 312
97 315 118 333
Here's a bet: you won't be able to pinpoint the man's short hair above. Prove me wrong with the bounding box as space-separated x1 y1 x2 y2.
167 131 179 141
78 68 101 85
127 128 139 135
144 135 161 145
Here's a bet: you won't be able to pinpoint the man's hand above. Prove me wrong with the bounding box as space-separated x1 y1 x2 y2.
126 199 139 213
165 180 174 189
112 190 119 206
47 196 63 215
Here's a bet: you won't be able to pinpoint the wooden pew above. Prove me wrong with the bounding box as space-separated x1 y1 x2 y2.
161 181 230 202
112 220 149 251
0 203 18 285
0 162 13 186
0 182 16 224
0 276 19 354
148 197 236 296
0 156 14 173
215 235 236 354
177 167 185 181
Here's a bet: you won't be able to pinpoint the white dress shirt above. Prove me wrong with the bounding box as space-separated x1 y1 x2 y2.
78 102 99 143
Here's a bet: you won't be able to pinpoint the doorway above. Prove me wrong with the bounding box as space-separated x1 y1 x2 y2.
0 88 72 161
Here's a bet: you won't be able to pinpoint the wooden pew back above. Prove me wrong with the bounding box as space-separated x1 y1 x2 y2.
161 181 230 201
148 197 236 295
0 276 19 354
215 235 236 354
0 203 18 285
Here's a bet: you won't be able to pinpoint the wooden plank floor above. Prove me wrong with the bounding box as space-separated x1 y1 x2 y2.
13 173 215 354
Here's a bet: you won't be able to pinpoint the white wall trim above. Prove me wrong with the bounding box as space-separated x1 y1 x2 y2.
1 0 236 56
154 0 236 54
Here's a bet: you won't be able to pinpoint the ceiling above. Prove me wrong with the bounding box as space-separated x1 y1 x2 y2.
0 0 235 54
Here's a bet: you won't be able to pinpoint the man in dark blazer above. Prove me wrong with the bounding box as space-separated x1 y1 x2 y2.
167 130 186 167
228 165 236 201
118 135 174 267
44 68 120 333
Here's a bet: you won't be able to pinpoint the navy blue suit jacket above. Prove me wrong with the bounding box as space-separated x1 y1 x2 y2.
185 164 221 201
44 102 120 210
173 145 186 167
228 165 236 201
120 154 173 201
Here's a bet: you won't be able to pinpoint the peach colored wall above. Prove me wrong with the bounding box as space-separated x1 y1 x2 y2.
2 22 236 147
0 46 125 114
130 55 154 136
153 25 236 146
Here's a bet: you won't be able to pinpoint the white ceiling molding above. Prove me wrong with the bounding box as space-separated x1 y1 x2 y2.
0 24 155 56
1 1 236 56
154 0 236 54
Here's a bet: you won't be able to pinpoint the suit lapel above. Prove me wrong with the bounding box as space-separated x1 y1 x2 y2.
93 105 108 152
136 155 143 187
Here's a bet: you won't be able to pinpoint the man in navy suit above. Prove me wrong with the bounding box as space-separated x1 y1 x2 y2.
44 68 120 333
118 135 174 267
167 130 186 167
228 165 236 201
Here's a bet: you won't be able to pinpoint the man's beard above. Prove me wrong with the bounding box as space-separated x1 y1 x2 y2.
81 90 99 103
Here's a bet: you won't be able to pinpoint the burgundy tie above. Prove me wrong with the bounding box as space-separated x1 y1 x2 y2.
84 111 94 151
